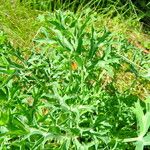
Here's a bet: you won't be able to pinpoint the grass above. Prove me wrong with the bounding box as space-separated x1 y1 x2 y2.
0 0 149 49
0 0 150 149
0 0 40 49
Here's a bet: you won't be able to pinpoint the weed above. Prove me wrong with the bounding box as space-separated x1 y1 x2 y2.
0 10 150 149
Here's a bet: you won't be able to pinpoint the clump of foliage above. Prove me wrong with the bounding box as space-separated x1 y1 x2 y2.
0 11 150 149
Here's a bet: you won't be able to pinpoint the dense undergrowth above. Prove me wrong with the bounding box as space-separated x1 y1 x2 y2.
0 10 150 149
0 0 150 150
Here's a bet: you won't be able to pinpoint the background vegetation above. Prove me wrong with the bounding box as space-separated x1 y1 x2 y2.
0 0 150 149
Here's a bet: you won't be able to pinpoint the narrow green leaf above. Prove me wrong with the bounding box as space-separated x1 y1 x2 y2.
133 101 144 136
135 141 144 150
143 133 150 145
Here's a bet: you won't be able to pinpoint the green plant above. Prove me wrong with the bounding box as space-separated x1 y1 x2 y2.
124 97 150 150
0 10 149 149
